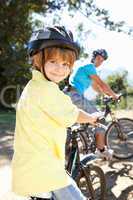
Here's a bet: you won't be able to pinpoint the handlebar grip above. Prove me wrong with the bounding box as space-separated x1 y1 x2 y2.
96 116 106 124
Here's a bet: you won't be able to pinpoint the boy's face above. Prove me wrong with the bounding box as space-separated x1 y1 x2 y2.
94 55 105 67
44 56 71 83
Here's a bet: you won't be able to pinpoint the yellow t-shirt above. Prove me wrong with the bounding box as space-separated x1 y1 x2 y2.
12 70 79 196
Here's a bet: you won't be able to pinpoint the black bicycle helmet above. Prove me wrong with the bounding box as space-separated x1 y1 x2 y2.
28 26 80 59
91 49 108 63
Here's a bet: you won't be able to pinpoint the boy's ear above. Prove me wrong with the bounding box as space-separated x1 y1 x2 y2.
31 55 42 70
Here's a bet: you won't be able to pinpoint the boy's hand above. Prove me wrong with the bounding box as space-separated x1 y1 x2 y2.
77 109 102 125
89 116 98 126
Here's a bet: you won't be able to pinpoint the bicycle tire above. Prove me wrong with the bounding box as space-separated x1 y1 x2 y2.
65 130 89 157
78 127 96 155
77 131 90 154
106 118 133 159
73 162 106 200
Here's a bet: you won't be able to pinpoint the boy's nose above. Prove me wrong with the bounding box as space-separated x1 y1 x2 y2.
56 64 65 70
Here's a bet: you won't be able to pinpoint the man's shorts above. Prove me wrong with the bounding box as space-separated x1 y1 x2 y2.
67 90 105 134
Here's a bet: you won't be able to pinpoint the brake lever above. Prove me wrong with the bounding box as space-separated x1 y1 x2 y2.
92 116 107 129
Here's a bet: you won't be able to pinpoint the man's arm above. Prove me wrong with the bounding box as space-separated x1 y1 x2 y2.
92 81 103 94
90 74 118 99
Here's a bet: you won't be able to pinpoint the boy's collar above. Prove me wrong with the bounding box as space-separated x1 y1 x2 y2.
32 69 47 81
32 69 59 86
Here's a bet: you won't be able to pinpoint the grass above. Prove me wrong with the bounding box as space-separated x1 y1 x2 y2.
0 110 16 125
0 110 16 163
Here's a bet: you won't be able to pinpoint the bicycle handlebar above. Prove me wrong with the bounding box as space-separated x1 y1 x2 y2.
96 122 108 130
103 93 123 104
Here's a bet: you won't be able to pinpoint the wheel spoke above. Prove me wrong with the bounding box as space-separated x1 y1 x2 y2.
74 164 106 199
106 118 133 159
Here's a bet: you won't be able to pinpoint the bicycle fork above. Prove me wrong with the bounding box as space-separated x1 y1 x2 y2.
81 164 95 200
114 122 128 141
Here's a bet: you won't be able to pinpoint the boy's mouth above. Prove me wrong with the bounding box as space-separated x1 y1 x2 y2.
51 73 65 77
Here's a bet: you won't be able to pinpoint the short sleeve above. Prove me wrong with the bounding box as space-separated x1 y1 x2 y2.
39 83 79 127
84 64 97 76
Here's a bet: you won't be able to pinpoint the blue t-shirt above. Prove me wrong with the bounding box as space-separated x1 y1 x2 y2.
69 64 97 94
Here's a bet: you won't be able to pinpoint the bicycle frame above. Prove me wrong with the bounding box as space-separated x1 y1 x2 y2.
66 127 98 177
102 97 129 139
65 130 81 177
103 96 122 122
65 127 107 200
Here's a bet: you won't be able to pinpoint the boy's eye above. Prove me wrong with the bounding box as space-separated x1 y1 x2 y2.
50 60 56 63
63 63 70 67
49 60 71 68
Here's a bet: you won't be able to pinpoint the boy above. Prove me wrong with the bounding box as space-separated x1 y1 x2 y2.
12 26 98 200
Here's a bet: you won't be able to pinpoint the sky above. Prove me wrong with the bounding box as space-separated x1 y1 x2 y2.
95 0 133 26
33 0 133 85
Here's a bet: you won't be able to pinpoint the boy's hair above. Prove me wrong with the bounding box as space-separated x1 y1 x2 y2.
32 47 76 70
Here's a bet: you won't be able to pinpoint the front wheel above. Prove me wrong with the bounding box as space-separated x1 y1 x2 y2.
73 163 106 200
106 118 133 159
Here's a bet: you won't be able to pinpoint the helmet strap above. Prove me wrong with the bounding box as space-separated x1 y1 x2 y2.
41 50 51 82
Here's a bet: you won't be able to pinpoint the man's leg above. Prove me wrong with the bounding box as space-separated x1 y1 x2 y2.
68 92 113 160
95 129 113 160
82 97 113 160
95 131 105 150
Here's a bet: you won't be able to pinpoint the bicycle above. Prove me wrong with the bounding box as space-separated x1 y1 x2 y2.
103 95 133 159
71 95 133 159
30 125 107 200
65 125 107 200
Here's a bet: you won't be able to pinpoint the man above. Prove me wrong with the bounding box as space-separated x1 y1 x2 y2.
68 49 118 160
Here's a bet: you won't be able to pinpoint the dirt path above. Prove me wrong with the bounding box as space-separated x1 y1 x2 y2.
95 159 133 200
0 111 133 200
0 132 133 200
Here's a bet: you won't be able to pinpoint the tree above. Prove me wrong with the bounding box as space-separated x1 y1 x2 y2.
0 0 132 107
0 0 131 87
0 0 60 107
0 0 62 88
68 0 133 36
106 70 128 93
106 70 128 109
